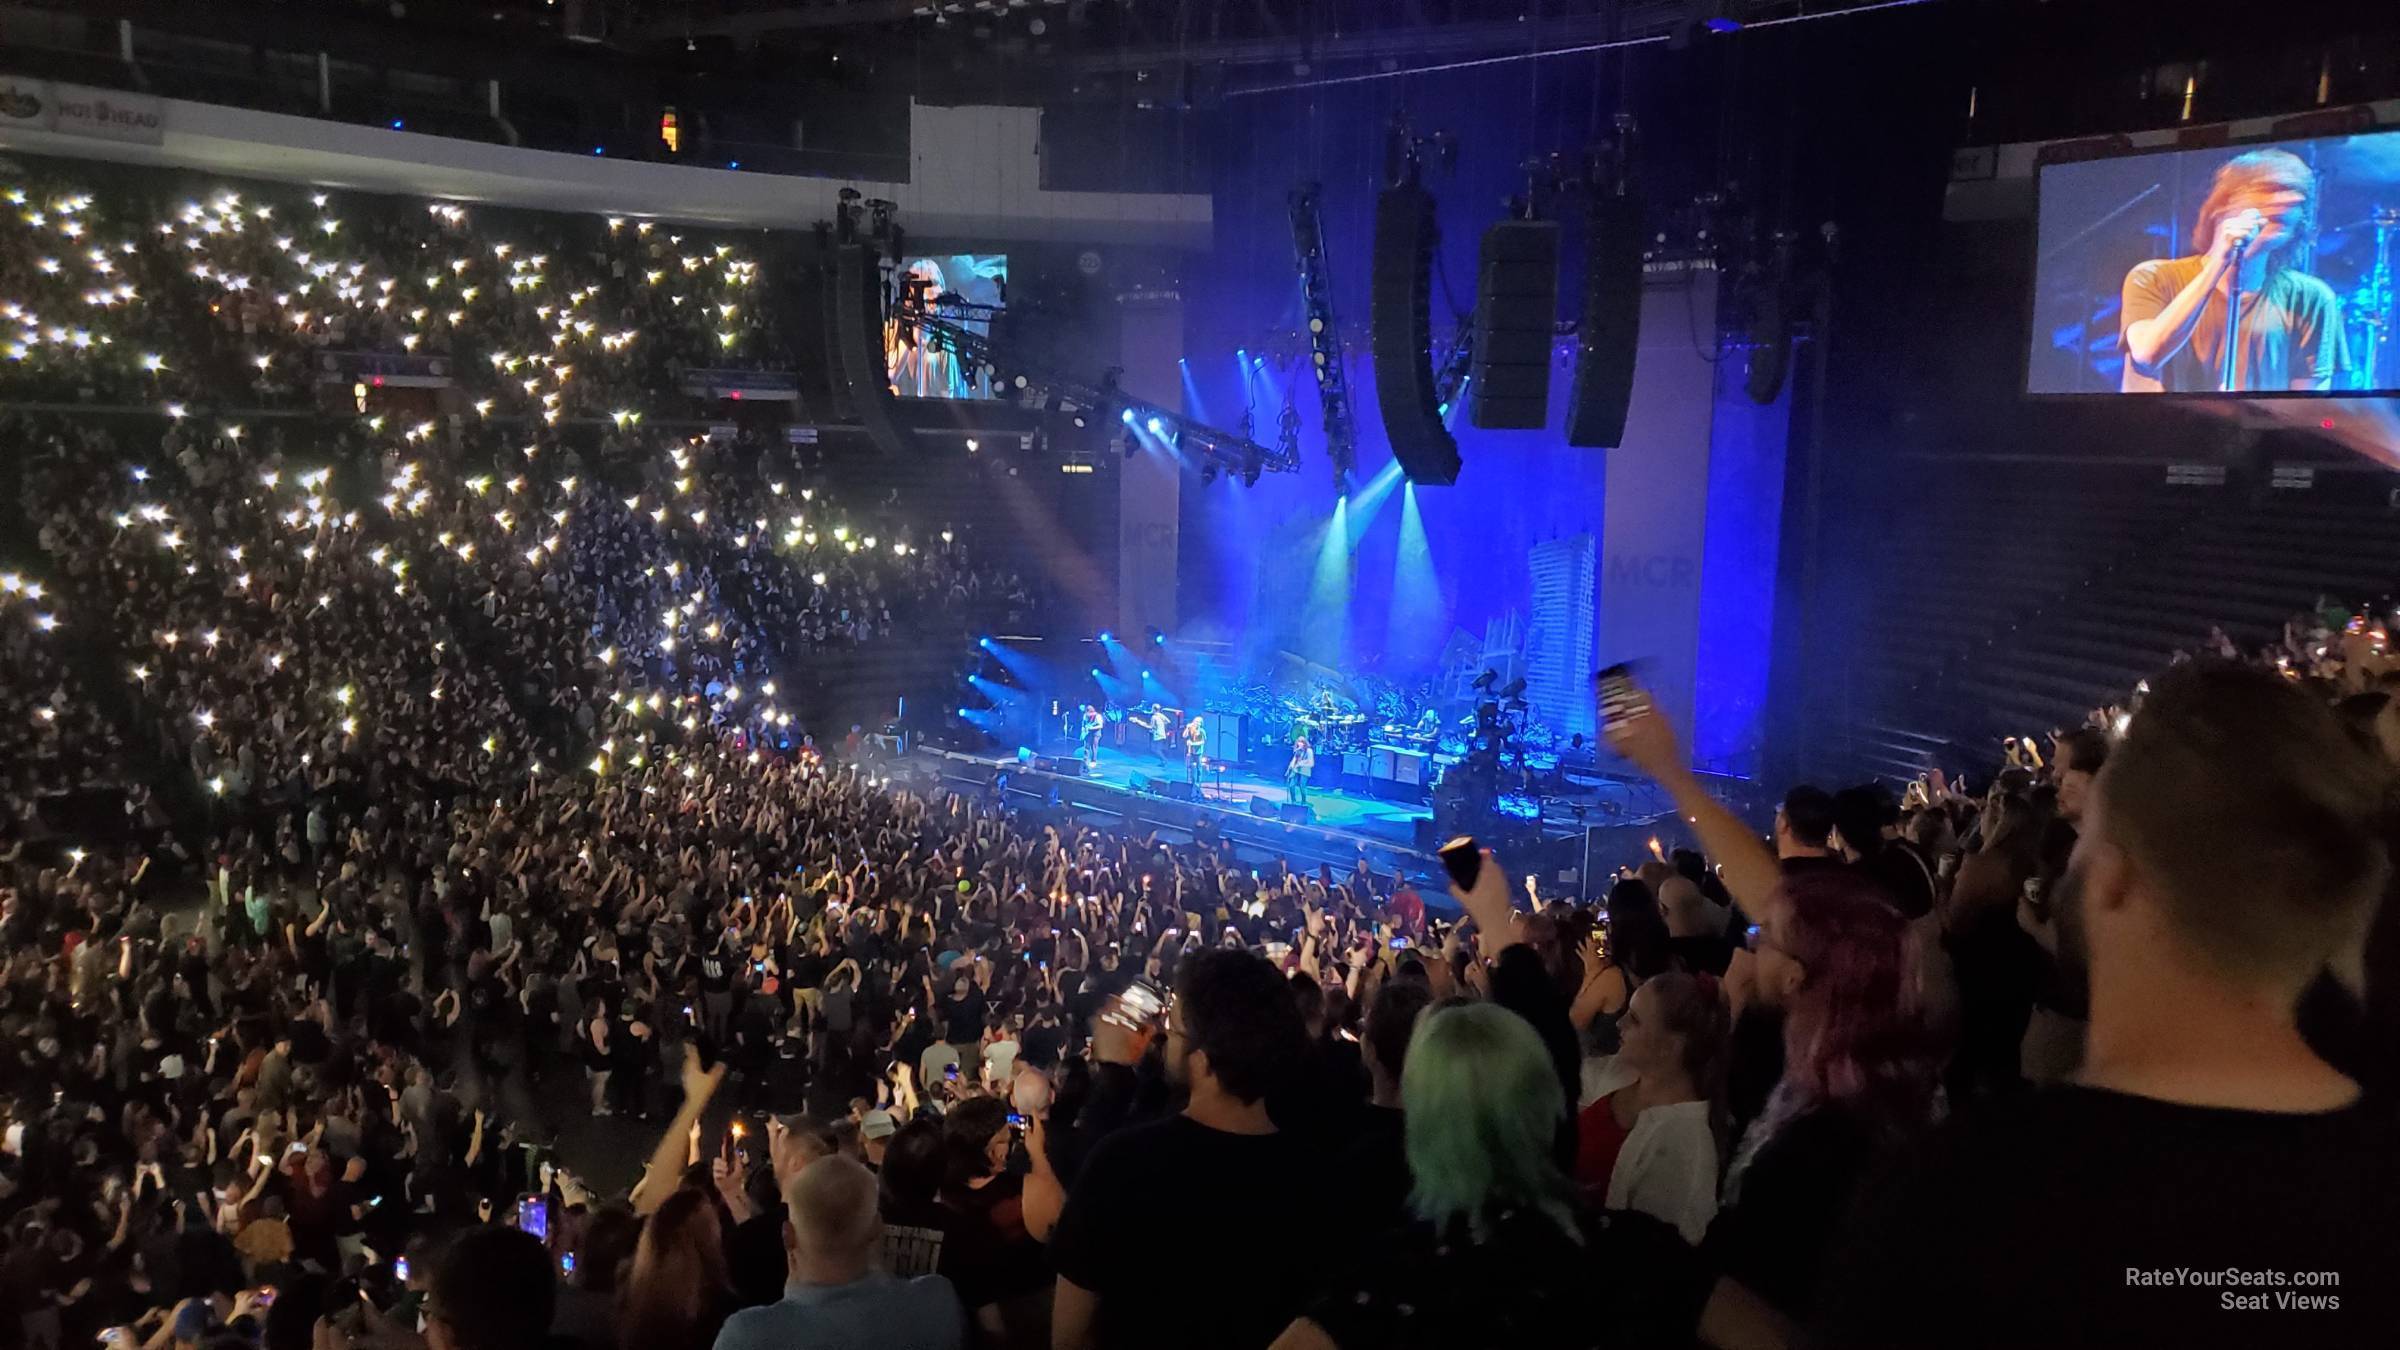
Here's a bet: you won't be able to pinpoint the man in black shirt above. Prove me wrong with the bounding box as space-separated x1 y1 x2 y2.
1820 662 2400 1348
1050 949 1315 1350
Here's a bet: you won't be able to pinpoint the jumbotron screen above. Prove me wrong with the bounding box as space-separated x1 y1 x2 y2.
887 253 1008 399
2028 127 2400 395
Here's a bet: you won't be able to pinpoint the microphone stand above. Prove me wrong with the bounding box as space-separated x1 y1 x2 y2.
2222 236 2249 392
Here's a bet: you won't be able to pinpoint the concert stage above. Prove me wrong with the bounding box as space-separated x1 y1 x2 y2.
906 741 1719 896
913 744 1441 876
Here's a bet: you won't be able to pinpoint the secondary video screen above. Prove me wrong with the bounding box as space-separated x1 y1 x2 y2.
2028 128 2400 395
886 253 1008 398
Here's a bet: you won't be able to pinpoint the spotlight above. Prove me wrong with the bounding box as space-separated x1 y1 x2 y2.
978 637 993 649
1141 670 1151 680
1090 667 1102 677
1099 631 1113 643
959 708 971 717
1120 409 1137 426
1147 417 1167 436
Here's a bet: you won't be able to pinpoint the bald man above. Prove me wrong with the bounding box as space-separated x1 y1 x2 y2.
711 1157 964 1350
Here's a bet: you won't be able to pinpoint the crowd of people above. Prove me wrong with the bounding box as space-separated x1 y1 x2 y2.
4 156 2398 1350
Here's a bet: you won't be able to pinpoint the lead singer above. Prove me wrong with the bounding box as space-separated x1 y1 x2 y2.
2119 148 2344 393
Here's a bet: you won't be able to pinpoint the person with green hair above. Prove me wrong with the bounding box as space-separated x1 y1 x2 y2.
1271 999 1790 1350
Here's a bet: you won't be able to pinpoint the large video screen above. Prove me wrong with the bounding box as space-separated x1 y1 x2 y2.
2028 129 2400 395
887 254 1008 399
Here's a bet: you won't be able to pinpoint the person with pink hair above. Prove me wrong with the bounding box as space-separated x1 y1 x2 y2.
1698 869 1937 1320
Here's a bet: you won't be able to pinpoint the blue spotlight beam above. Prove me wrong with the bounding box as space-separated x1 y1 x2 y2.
900 306 1295 475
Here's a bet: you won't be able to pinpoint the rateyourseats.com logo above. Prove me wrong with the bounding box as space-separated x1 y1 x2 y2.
2125 1268 2341 1312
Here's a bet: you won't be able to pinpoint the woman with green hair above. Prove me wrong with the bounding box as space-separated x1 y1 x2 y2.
1270 1001 1788 1350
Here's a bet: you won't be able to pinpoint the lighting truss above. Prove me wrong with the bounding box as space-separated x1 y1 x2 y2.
1289 182 1356 489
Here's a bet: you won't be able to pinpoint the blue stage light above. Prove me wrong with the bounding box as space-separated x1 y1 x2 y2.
1147 418 1167 436
1090 667 1102 677
1099 631 1113 642
591 146 606 156
1120 409 1137 425
958 708 970 717
391 119 405 130
978 636 992 649
1141 670 1152 680
1153 633 1166 646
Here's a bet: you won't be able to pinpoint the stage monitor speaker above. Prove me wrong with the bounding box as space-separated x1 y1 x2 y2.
1468 220 1560 430
1035 755 1085 778
1566 192 1646 448
1370 184 1461 486
831 243 912 456
1128 772 1153 794
1249 797 1279 819
1161 780 1196 802
1279 802 1314 825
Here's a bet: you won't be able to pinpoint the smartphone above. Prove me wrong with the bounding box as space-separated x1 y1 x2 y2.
516 1195 549 1242
943 1063 960 1082
395 1256 411 1282
1594 663 1646 733
2021 875 2052 922
256 1287 277 1308
1437 836 1482 893
560 1252 577 1277
1745 925 1763 948
1006 1112 1027 1129
288 1141 307 1155
1388 936 1411 950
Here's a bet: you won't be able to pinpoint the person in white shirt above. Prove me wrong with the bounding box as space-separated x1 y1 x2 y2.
1576 972 1726 1243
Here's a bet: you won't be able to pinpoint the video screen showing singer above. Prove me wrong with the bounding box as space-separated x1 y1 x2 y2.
2118 149 2346 393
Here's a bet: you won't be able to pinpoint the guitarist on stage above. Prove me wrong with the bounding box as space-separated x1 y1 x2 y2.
1183 714 1208 785
1286 733 1315 807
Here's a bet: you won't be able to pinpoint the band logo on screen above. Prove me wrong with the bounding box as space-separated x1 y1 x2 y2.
886 254 1008 399
2029 128 2400 395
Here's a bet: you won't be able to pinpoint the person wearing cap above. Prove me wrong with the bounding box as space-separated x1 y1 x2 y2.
860 1109 897 1169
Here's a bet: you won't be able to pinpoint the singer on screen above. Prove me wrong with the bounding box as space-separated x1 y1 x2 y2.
2118 149 2346 392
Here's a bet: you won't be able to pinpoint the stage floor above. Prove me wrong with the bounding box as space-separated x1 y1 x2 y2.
1074 746 1432 841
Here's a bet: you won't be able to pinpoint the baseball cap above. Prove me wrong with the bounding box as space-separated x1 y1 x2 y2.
859 1109 897 1141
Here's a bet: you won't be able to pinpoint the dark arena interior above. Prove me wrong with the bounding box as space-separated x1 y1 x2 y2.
3 2 2399 1348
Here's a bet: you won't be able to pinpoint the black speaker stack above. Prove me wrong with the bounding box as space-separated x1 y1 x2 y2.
1564 191 1645 448
830 243 912 456
1369 184 1461 487
1468 220 1561 430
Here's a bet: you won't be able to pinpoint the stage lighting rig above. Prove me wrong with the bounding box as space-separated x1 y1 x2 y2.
900 302 1293 480
1290 182 1357 491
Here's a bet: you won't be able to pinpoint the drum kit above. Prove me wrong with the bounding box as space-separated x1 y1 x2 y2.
2338 206 2398 391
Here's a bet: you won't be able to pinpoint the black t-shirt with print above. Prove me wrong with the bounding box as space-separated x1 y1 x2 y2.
1817 1086 2400 1349
1050 1115 1317 1350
